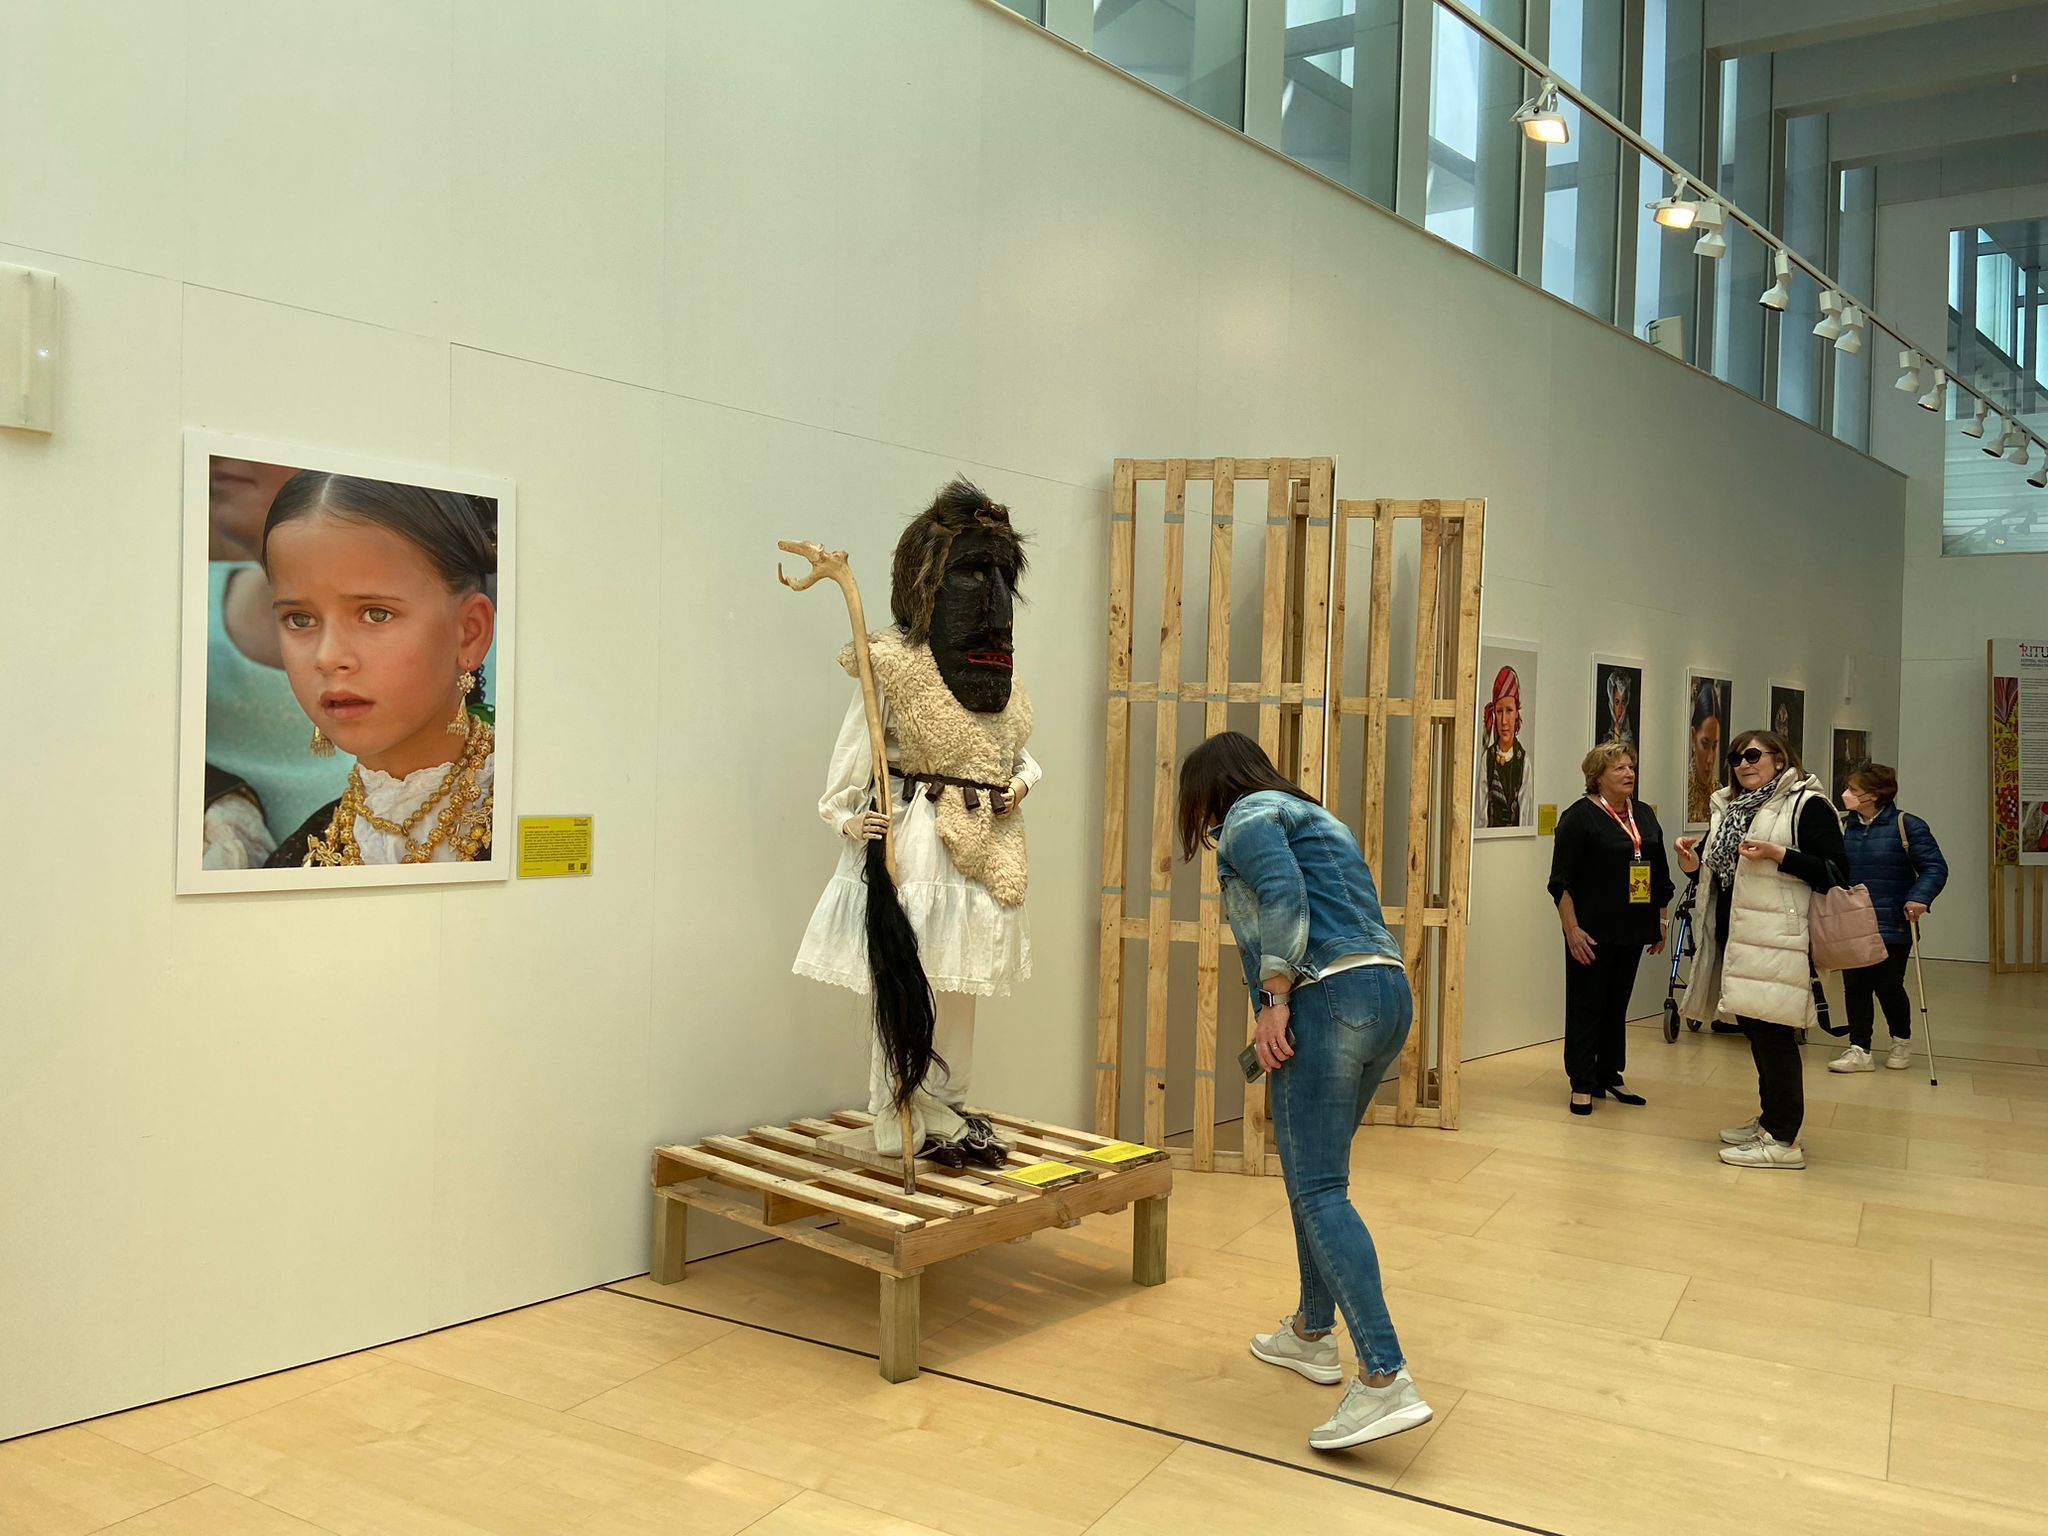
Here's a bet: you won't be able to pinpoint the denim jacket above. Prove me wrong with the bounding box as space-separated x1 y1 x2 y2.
1215 790 1402 995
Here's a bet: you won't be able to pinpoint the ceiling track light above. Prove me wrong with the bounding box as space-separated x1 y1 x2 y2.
1648 173 1698 230
1812 288 1842 338
1760 249 1792 311
2012 434 2033 467
1917 368 1948 413
1835 307 1865 354
1963 400 1990 438
1894 350 1924 394
1513 79 1569 144
1985 416 2010 455
2030 460 2048 490
1692 201 1727 259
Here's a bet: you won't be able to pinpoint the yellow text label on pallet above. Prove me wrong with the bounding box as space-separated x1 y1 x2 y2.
1006 1161 1090 1187
1081 1141 1160 1165
519 817 594 878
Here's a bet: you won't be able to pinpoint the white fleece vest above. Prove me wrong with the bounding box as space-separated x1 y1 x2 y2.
840 630 1033 907
1682 772 1824 1029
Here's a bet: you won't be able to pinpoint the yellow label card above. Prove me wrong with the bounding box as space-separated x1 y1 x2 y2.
1081 1141 1160 1164
1537 803 1559 837
1005 1161 1089 1186
519 816 593 878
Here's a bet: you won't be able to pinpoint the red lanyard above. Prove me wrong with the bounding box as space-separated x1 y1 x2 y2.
1593 796 1641 858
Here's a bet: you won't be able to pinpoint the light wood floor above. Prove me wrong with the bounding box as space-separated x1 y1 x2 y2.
9 961 2047 1535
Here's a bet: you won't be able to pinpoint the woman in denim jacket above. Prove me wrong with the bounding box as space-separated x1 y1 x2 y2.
1176 731 1431 1453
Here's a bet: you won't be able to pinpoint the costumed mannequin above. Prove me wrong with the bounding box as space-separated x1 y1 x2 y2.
792 480 1039 1169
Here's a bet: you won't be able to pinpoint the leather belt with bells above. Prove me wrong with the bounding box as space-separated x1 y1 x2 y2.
892 767 1012 814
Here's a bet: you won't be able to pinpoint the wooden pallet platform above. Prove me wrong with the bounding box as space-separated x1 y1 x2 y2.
650 1108 1173 1382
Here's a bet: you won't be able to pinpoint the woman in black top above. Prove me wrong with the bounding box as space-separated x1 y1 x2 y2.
1548 741 1674 1114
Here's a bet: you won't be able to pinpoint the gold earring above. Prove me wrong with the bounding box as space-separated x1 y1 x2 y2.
310 725 336 758
449 670 476 734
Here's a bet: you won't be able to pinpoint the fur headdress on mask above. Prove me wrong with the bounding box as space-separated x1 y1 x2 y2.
890 479 1028 645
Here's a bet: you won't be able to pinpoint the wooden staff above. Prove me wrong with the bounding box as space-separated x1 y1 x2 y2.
777 540 918 1191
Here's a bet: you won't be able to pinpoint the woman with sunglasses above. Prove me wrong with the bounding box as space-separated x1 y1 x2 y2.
1675 730 1846 1169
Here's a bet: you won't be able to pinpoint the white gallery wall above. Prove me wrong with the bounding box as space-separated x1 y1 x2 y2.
0 0 1903 1439
1876 182 2048 963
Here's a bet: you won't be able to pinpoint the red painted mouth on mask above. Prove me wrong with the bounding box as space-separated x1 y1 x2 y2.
966 651 1013 669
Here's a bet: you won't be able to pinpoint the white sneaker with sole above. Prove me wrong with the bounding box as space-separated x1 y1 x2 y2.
1250 1317 1342 1384
1720 1116 1763 1146
1309 1370 1433 1450
1828 1046 1874 1073
1719 1131 1806 1169
1886 1041 1913 1070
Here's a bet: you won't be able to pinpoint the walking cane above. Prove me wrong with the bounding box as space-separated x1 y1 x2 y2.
778 540 920 1193
1908 918 1938 1088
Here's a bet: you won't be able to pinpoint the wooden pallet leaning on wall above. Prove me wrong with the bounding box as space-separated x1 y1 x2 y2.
1095 457 1334 1176
1990 866 2046 973
1328 499 1485 1129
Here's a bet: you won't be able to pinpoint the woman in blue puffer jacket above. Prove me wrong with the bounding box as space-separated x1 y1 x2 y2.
1831 763 1948 1073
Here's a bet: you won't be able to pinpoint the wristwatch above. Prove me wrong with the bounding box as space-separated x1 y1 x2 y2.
1255 985 1293 1012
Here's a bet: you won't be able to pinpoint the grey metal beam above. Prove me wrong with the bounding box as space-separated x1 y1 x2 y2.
1875 137 2048 201
1828 77 2048 167
1772 7 2048 115
1709 0 2040 59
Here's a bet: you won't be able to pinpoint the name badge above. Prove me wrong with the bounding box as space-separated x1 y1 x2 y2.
1629 861 1652 904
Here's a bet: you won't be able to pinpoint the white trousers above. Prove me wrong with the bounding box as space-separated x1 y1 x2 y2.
868 993 975 1153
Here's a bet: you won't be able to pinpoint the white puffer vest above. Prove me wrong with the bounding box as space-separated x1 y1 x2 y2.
1681 771 1826 1029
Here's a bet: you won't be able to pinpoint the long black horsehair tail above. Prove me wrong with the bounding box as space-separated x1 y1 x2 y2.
863 835 943 1111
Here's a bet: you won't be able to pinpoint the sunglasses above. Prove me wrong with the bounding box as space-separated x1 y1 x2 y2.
1726 746 1772 767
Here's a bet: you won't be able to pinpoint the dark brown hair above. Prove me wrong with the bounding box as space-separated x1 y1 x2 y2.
890 478 1027 645
1176 732 1317 862
1847 761 1898 805
1729 728 1802 777
263 472 497 596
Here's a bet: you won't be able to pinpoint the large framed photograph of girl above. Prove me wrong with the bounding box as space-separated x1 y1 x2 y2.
177 431 516 894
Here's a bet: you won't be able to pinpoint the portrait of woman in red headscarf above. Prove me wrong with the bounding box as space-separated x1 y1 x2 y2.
1477 642 1538 835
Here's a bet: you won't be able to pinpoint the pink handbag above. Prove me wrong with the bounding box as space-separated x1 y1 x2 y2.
1809 886 1886 970
1795 792 1886 970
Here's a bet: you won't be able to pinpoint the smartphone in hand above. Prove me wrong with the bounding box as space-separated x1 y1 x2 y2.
1238 1026 1297 1083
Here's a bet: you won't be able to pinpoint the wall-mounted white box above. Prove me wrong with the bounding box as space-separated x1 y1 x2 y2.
1 263 60 434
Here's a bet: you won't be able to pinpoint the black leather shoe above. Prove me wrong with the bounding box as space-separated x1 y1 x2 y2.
917 1136 968 1169
1569 1094 1593 1116
1602 1083 1647 1106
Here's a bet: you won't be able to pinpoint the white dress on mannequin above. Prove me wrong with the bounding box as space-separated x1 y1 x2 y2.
793 692 1040 1150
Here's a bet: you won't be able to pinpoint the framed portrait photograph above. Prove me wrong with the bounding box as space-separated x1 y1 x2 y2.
1768 681 1807 762
1831 726 1872 807
1682 672 1733 830
177 431 516 894
1476 639 1538 840
1592 655 1645 775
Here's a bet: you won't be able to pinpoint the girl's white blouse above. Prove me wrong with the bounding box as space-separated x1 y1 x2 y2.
349 752 497 865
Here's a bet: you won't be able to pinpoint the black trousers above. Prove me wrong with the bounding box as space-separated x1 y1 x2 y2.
1843 941 1913 1050
1740 1019 1805 1143
1563 931 1644 1093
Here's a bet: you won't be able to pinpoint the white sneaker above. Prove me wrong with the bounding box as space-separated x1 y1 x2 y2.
1250 1317 1342 1385
1886 1041 1913 1070
1828 1046 1875 1074
1720 1117 1763 1146
1309 1370 1433 1450
1719 1131 1806 1169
